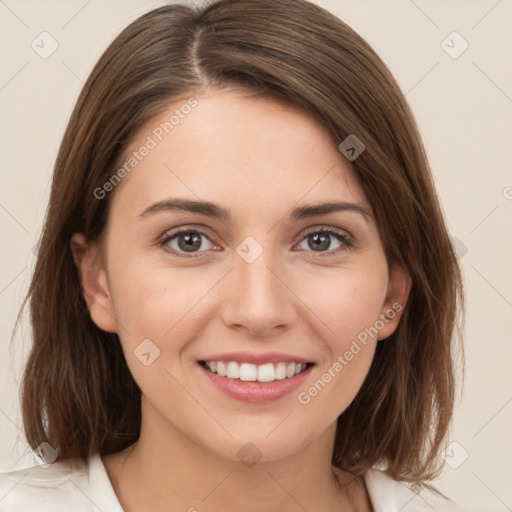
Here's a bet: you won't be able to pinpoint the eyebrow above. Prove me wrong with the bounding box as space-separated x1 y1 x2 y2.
138 198 372 223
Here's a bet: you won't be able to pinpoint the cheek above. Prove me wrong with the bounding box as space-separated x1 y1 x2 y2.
107 250 218 357
295 259 388 346
292 262 387 411
106 260 212 409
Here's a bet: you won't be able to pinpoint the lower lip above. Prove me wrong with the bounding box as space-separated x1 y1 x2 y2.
199 363 313 403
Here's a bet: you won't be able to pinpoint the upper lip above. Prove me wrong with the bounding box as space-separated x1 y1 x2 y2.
199 351 313 365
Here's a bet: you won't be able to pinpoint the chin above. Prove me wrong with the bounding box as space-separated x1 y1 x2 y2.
199 420 320 466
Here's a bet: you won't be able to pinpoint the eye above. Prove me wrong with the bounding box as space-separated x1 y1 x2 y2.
160 229 216 258
159 226 352 259
296 227 352 256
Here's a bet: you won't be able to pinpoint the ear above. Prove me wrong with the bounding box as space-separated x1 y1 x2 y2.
70 233 118 333
377 264 412 341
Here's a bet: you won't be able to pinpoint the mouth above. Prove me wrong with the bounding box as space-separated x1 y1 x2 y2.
199 360 314 382
197 355 315 403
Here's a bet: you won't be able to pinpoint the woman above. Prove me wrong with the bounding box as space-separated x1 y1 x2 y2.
1 0 464 510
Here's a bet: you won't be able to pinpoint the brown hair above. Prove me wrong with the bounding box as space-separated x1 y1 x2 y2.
12 0 463 485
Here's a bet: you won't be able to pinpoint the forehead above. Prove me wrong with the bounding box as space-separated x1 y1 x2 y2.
111 88 369 219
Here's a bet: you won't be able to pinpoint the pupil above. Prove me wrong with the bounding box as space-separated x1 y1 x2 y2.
310 233 329 251
179 232 201 252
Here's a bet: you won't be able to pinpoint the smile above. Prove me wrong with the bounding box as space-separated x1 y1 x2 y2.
200 360 312 382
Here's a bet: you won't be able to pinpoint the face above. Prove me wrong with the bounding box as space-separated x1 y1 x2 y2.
72 88 410 463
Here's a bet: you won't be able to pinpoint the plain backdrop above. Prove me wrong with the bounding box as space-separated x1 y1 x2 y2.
1 1 511 511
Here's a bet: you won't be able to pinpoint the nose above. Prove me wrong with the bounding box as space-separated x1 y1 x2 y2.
219 245 297 338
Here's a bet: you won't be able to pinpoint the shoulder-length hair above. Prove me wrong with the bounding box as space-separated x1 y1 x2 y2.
13 0 463 485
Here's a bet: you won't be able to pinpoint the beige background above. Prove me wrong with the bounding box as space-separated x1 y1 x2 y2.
1 1 511 510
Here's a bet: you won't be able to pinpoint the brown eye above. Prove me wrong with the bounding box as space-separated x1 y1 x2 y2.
297 228 352 255
161 230 214 257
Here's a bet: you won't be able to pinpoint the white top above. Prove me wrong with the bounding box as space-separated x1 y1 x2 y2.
0 453 463 511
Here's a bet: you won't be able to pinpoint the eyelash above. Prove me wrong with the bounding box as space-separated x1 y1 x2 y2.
158 226 353 259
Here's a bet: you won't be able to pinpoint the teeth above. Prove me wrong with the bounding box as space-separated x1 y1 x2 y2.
217 361 226 377
204 361 308 382
275 362 287 380
226 361 239 379
258 363 275 382
240 363 257 382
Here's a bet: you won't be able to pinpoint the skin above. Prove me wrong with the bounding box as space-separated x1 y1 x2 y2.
71 87 411 512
